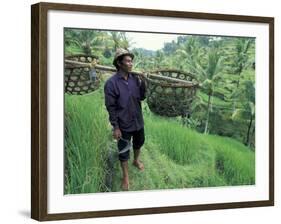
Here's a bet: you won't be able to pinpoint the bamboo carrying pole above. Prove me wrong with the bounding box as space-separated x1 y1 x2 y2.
64 59 200 87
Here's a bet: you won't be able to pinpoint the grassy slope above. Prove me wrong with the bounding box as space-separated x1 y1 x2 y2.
111 111 255 191
64 79 255 194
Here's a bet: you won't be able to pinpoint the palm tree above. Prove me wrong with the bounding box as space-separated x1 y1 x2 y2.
131 50 147 70
109 32 134 51
201 47 225 134
233 39 253 87
175 36 205 73
154 50 164 69
64 29 111 55
230 38 253 111
65 29 81 48
231 80 255 147
177 38 225 134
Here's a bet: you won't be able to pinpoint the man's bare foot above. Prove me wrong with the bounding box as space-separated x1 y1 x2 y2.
121 177 129 191
133 160 144 171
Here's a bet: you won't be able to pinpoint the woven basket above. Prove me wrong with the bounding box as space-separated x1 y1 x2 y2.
145 70 199 117
64 55 101 95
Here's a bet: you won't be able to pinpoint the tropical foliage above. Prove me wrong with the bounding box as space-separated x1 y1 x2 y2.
64 29 255 193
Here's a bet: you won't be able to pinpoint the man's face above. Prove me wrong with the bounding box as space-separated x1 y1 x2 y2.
118 55 133 72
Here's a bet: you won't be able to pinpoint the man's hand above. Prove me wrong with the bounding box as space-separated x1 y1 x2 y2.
138 74 147 88
138 74 146 82
113 128 122 140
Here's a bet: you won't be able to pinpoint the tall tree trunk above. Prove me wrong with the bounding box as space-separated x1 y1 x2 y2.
246 114 253 146
232 71 242 112
204 93 212 134
236 71 242 88
251 125 255 150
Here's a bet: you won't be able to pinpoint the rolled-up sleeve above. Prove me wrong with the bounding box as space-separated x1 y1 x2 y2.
104 80 119 130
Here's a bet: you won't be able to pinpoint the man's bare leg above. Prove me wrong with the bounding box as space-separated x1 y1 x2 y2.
133 148 144 171
120 160 129 190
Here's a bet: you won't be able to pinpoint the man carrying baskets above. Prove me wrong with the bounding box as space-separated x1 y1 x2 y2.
104 48 146 191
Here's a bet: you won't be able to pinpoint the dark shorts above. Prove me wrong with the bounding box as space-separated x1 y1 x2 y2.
117 127 145 161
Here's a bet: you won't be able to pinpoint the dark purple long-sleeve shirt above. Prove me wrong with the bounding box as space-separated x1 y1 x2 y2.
104 71 146 132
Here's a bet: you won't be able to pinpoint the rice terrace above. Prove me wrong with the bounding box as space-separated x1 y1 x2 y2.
64 29 255 194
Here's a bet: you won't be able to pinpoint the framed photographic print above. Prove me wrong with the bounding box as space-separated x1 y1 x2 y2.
31 2 274 221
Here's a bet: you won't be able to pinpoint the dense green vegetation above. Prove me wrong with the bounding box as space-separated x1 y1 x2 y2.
64 29 255 193
65 79 254 194
65 29 255 148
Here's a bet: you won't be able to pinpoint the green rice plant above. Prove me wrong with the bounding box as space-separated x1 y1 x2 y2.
144 111 255 186
205 135 255 185
64 90 111 194
145 113 212 166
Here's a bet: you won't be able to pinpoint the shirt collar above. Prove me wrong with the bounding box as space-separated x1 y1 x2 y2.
116 71 131 80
